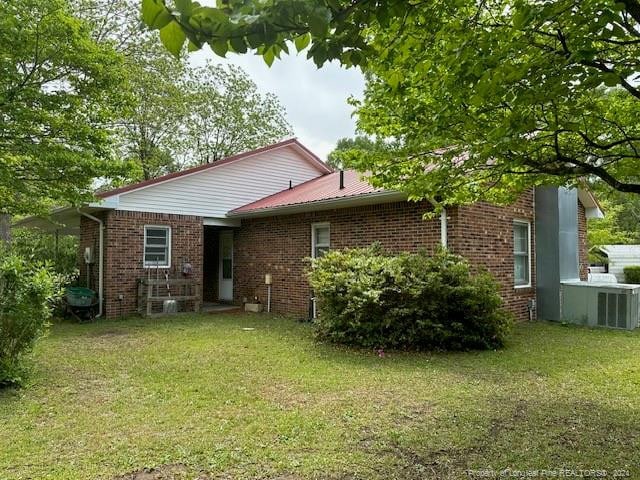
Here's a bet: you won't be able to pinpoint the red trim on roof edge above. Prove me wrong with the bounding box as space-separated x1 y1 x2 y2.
97 138 332 199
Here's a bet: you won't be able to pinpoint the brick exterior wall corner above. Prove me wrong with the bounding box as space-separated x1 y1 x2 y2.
79 210 203 319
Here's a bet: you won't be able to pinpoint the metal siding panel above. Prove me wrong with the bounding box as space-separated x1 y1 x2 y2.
535 187 561 320
558 187 579 281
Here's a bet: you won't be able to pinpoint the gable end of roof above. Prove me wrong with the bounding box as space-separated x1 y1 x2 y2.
97 138 332 199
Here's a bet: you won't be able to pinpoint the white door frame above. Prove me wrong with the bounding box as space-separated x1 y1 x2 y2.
218 230 234 301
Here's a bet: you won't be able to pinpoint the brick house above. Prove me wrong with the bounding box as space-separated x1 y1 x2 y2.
17 139 603 321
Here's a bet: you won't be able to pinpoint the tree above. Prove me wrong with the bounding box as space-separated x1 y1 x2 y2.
348 1 640 206
75 0 191 181
143 0 640 205
588 200 635 247
587 198 636 263
119 58 291 178
327 136 397 169
588 179 640 245
80 0 291 181
186 63 292 164
119 39 192 180
0 0 130 219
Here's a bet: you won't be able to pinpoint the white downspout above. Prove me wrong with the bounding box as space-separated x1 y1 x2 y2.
78 210 104 318
427 198 448 249
440 208 448 248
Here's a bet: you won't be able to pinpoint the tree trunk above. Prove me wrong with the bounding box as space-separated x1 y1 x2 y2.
0 213 11 245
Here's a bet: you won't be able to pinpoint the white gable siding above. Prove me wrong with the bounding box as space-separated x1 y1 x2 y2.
115 146 325 217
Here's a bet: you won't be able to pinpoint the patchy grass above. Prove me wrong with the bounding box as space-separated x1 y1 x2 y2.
0 315 639 479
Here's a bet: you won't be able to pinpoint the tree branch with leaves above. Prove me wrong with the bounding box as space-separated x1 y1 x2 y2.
144 0 640 205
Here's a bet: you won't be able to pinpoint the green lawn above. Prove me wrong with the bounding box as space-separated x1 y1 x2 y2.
1 315 639 480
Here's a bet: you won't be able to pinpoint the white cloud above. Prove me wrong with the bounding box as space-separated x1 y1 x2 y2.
188 47 365 160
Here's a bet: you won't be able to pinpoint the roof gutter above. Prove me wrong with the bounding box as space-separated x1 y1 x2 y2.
227 191 407 218
78 209 104 318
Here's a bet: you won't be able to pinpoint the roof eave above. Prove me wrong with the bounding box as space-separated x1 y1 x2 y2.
577 188 604 219
12 202 116 235
228 191 407 219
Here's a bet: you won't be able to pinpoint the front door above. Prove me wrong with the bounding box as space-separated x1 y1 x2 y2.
218 231 233 301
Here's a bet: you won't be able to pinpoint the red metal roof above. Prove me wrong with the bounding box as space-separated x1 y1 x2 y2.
230 169 386 214
97 138 331 199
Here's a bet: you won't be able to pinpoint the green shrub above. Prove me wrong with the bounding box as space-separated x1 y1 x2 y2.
0 252 59 385
624 266 640 284
12 228 78 277
307 246 513 351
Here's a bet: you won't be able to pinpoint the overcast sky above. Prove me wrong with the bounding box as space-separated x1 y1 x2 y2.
189 48 366 161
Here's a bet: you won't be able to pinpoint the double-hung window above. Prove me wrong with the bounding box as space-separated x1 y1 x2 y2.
513 220 531 287
312 223 330 258
144 225 171 268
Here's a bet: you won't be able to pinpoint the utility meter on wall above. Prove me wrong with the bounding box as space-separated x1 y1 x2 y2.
84 247 95 264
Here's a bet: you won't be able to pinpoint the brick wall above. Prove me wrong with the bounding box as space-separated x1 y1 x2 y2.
98 210 203 318
447 191 536 321
82 190 587 322
236 193 538 321
578 201 588 280
234 200 441 316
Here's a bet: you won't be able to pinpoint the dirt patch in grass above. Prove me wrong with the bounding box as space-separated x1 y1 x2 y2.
356 399 531 479
115 466 310 480
259 382 310 409
114 464 196 480
88 329 130 338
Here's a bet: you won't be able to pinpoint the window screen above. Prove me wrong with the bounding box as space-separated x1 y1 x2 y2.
144 226 171 267
312 224 330 258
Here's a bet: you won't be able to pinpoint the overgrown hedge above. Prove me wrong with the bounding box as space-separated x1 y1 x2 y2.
624 266 640 284
307 246 512 351
0 252 59 385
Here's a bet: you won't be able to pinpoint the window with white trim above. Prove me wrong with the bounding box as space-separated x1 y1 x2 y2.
513 221 531 287
144 226 171 268
312 223 330 258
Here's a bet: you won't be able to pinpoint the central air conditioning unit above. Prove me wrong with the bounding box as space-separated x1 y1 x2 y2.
561 281 640 330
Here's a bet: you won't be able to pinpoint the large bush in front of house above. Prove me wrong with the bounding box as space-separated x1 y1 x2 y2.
624 266 640 284
307 246 512 351
0 251 59 385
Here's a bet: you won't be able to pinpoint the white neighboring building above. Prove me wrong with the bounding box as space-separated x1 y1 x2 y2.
593 245 640 282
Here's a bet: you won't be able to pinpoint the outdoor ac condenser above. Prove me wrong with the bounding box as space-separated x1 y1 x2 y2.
561 281 640 330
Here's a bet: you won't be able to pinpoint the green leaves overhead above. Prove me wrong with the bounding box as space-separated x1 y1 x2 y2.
141 0 172 29
141 0 413 67
294 33 310 52
262 47 275 67
348 0 640 204
209 39 228 57
159 20 186 57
